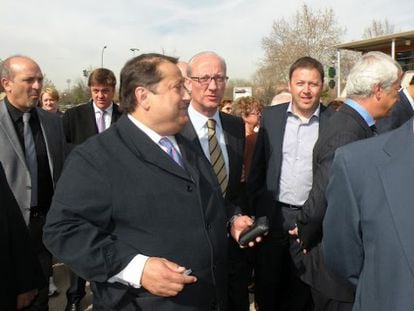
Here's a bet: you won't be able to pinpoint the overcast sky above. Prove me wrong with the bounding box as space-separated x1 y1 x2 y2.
1 0 413 90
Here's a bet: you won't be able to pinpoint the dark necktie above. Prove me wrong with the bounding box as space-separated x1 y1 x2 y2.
97 110 106 133
159 137 184 168
207 119 228 195
23 112 38 207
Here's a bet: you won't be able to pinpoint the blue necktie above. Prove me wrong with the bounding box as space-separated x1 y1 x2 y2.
159 137 184 168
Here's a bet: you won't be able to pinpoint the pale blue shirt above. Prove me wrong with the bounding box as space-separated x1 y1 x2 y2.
345 99 375 127
188 103 230 176
107 114 181 288
278 103 320 206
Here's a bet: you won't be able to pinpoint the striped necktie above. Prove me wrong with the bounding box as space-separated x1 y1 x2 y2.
207 119 228 195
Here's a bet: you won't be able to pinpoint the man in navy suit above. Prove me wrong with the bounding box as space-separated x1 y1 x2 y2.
248 56 334 311
44 53 254 310
377 74 414 133
61 67 122 311
323 116 414 311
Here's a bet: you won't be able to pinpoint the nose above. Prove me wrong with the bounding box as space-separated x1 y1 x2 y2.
207 78 218 90
33 79 42 90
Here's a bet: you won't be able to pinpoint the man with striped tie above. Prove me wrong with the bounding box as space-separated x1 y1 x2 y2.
180 52 251 311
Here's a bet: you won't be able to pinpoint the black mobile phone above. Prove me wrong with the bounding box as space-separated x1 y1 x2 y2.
238 216 269 247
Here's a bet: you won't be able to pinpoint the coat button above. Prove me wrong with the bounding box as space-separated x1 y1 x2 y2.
187 185 193 192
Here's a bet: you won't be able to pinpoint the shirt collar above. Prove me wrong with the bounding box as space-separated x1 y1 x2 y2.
286 102 321 121
127 114 177 146
345 98 375 127
4 97 38 123
188 103 221 130
93 102 114 114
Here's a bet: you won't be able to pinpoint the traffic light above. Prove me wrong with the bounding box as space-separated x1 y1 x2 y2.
328 66 336 78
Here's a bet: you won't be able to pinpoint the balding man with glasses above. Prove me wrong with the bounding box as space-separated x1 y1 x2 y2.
181 51 251 311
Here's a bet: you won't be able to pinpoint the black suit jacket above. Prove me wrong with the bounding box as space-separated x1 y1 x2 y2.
62 101 122 145
0 162 46 310
376 90 414 133
181 111 245 210
297 103 375 301
44 115 229 310
247 103 333 234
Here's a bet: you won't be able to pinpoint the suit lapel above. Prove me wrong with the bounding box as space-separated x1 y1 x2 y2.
111 103 122 124
180 121 204 152
219 112 243 191
85 102 100 136
0 101 27 167
378 120 414 278
117 116 192 182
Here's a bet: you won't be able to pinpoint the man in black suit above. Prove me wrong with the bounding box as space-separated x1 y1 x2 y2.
179 53 248 311
292 51 402 310
377 74 414 133
0 161 46 310
62 68 122 146
44 53 254 310
61 67 122 311
248 57 334 311
0 55 66 310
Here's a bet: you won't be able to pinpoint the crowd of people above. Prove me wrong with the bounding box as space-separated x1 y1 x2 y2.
0 49 413 311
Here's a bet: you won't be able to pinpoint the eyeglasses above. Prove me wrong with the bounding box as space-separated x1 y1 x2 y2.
190 75 229 86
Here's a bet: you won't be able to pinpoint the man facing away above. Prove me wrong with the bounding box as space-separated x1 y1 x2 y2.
247 56 334 311
0 55 66 310
44 53 255 310
292 51 402 311
323 117 414 311
179 52 250 311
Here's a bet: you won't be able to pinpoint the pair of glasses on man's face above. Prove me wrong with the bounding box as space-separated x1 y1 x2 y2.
190 75 229 86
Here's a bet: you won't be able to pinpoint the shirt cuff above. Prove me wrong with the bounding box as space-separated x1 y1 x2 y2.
107 254 149 288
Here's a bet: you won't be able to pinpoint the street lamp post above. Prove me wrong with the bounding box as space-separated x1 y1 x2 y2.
130 48 140 56
101 45 107 68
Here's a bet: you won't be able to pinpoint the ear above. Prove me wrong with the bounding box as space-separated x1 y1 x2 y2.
1 78 11 93
372 84 382 101
134 86 151 110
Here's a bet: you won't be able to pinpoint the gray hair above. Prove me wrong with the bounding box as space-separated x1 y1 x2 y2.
345 51 402 98
187 51 227 77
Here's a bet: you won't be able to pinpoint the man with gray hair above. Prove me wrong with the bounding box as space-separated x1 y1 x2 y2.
290 51 402 310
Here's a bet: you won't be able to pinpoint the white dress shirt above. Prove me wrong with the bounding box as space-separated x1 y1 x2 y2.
188 103 229 176
93 102 114 131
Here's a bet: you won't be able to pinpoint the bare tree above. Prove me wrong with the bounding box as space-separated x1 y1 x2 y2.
362 19 396 39
255 4 345 87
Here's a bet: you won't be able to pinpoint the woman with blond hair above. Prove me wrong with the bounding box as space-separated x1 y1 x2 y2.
40 87 61 115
